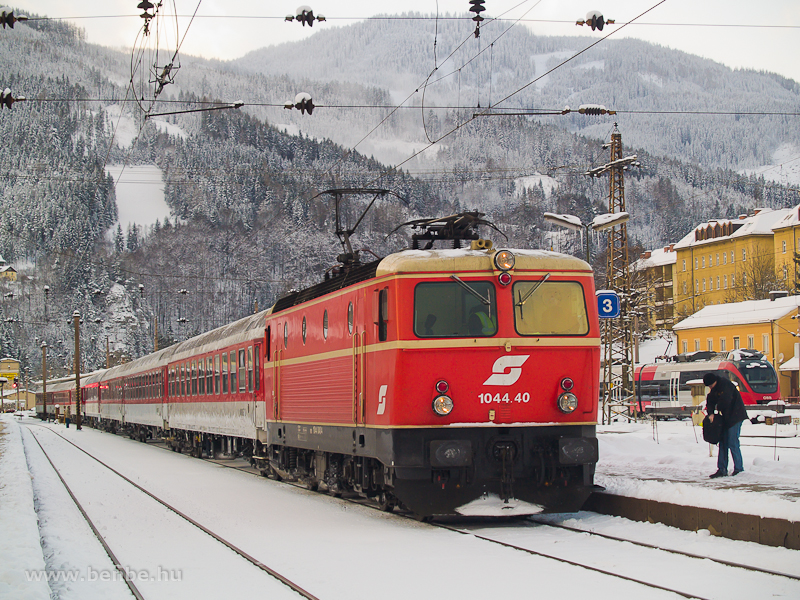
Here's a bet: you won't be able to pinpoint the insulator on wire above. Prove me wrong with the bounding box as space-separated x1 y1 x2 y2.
285 92 314 115
1 8 27 29
0 87 25 109
288 6 324 27
469 0 486 37
576 11 614 31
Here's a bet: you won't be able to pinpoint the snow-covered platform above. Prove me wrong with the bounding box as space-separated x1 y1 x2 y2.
593 418 800 546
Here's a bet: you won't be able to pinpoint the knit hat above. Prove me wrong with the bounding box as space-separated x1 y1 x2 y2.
703 373 718 386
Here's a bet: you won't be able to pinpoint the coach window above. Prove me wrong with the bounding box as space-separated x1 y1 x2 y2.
206 357 213 394
302 316 307 345
214 354 220 394
247 347 253 392
222 353 229 394
230 350 238 393
414 281 497 338
254 346 260 391
169 369 174 397
323 310 328 340
514 281 588 336
190 361 196 395
199 359 205 395
181 364 186 396
238 349 247 392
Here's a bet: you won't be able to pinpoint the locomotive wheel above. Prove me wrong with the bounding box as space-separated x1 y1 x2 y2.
377 492 396 512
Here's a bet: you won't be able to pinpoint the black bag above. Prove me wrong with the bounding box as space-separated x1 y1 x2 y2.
702 415 723 444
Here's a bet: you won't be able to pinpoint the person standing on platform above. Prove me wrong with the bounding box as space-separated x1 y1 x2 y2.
704 372 748 478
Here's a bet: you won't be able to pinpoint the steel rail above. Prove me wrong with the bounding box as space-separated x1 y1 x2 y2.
525 517 800 581
26 431 146 600
25 424 320 600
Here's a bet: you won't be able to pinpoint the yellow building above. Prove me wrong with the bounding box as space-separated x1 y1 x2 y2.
771 205 800 292
0 255 17 282
631 244 676 331
673 209 791 319
673 294 800 398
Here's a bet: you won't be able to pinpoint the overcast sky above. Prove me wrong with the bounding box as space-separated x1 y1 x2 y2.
10 1 800 82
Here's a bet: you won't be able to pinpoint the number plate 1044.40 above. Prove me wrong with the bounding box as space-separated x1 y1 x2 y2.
479 392 530 404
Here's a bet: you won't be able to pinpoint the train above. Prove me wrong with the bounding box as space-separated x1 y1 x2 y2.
635 349 780 413
36 212 602 517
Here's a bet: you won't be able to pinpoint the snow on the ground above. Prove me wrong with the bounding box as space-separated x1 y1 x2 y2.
105 165 172 236
597 418 800 521
739 143 800 187
3 412 800 598
637 333 677 364
515 173 559 197
0 419 52 600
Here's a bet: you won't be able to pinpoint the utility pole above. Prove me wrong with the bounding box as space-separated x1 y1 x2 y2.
73 310 82 430
586 125 641 423
41 342 47 420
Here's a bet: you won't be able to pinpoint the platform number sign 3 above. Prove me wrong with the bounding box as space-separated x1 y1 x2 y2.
596 291 621 318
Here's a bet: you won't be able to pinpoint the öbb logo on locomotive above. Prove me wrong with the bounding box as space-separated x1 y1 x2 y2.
482 355 530 386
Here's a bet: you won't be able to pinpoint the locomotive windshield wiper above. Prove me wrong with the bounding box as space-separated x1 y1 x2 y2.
450 275 490 305
515 273 551 320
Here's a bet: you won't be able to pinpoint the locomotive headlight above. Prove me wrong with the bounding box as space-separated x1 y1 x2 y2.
557 392 578 413
494 250 515 271
432 395 454 416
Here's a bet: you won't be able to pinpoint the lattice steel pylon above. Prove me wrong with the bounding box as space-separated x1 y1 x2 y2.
586 125 639 423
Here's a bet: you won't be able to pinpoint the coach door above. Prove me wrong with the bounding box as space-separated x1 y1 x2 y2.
669 371 680 406
161 367 169 428
251 343 261 427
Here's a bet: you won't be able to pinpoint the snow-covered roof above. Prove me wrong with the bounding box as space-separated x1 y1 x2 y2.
631 246 677 270
673 295 800 330
376 248 590 275
772 204 800 231
779 355 799 371
673 209 792 250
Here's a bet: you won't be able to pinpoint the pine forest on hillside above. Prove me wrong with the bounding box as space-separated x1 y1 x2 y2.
0 11 797 378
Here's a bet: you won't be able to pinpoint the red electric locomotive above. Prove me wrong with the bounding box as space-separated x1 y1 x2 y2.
257 212 601 516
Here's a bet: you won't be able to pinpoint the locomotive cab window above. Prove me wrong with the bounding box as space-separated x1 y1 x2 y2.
414 281 497 338
513 281 589 336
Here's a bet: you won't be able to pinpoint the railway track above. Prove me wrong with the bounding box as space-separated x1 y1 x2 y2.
25 423 318 600
30 423 800 599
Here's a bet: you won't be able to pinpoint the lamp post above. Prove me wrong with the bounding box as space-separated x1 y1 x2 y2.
543 211 630 264
73 310 82 430
0 377 6 413
41 342 47 420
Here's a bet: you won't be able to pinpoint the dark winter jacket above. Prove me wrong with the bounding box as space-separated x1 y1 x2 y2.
706 376 748 428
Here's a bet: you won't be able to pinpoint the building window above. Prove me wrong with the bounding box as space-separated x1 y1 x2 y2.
724 275 728 288
723 253 727 265
682 281 687 294
702 279 706 291
717 276 720 289
695 279 699 292
720 338 727 351
784 265 788 280
742 249 747 261
682 340 688 353
783 241 787 254
733 336 740 349
707 339 713 352
743 274 747 286
695 258 698 269
682 259 686 272
695 339 700 351
747 335 755 349
730 251 734 262
716 253 719 265
762 334 769 354
702 256 705 268
731 274 735 287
